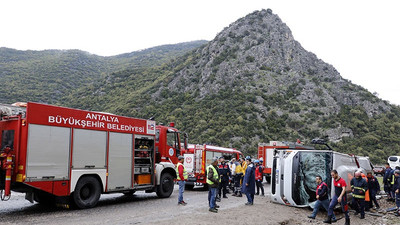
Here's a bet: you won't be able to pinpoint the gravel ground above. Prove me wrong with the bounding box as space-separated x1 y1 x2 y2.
0 184 399 225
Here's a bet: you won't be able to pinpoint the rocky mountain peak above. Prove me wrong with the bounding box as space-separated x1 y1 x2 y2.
165 9 389 118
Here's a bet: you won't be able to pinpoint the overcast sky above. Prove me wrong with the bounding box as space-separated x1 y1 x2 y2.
1 0 399 105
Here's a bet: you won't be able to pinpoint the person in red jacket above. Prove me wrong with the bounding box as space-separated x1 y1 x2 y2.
255 160 264 196
176 155 188 205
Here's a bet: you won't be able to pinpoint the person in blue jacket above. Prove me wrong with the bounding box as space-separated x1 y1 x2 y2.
383 163 394 200
242 156 255 205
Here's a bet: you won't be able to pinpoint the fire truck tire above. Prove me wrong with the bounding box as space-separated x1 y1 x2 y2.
156 173 174 198
72 176 101 209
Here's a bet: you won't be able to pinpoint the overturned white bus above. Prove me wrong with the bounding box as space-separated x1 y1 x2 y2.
270 147 373 207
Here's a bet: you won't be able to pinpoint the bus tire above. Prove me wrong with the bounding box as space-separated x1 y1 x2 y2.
72 176 101 209
156 173 174 198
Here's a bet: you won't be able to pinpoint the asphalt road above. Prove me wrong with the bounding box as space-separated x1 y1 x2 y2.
0 184 264 225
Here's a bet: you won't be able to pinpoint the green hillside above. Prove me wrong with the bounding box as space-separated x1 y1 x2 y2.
1 10 399 164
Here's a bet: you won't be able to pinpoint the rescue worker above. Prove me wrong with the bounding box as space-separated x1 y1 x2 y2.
324 170 350 225
308 176 337 221
232 158 243 197
242 157 255 205
392 166 400 202
383 163 394 201
229 158 237 193
176 155 188 205
350 171 368 219
393 169 400 216
366 171 380 210
217 156 230 200
207 157 220 213
254 160 264 196
259 158 264 182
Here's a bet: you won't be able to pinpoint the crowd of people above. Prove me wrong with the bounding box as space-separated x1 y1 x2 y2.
175 156 400 222
206 155 265 212
175 155 265 213
307 165 400 225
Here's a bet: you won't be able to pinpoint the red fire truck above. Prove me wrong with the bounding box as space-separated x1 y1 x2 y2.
0 102 186 208
182 144 243 189
257 141 313 183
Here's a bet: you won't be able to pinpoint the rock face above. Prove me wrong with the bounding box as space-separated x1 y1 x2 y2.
160 9 391 142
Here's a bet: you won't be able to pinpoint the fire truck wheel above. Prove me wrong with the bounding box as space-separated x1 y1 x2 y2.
72 176 101 209
156 173 174 198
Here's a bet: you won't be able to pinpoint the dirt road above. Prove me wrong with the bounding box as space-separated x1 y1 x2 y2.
0 184 399 225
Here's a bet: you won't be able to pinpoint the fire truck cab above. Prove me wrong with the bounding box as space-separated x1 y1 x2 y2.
0 102 180 208
182 144 242 189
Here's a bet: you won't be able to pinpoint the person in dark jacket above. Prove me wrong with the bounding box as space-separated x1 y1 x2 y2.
383 163 394 200
366 171 380 210
217 156 231 199
351 171 368 219
394 170 400 216
308 176 336 221
242 158 255 205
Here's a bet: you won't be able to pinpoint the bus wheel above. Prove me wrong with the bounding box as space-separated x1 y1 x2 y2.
156 173 174 198
72 176 101 209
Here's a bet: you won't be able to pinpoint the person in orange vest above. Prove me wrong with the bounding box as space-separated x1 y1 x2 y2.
176 155 188 205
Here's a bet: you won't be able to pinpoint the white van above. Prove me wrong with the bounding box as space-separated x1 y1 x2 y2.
388 156 400 169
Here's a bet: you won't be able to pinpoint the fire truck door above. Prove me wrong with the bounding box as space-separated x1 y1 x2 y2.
195 149 202 174
107 132 132 191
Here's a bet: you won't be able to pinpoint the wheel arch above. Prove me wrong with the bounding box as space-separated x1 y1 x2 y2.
155 163 176 185
70 169 107 194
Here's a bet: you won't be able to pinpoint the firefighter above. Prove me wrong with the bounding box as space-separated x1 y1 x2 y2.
324 170 350 225
207 157 220 213
394 170 400 216
383 163 394 201
242 157 255 205
366 171 380 210
254 160 264 196
217 156 230 200
176 155 188 205
308 175 336 221
350 171 368 219
232 158 243 197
